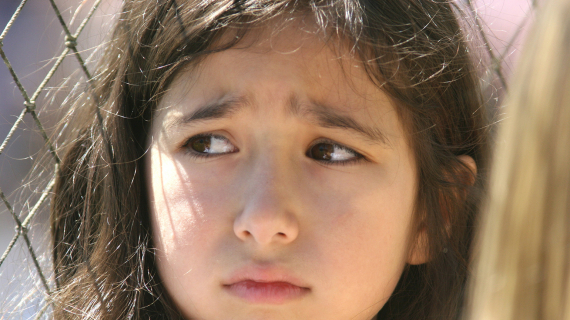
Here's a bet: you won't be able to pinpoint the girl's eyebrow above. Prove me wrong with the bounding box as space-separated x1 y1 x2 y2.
165 95 247 130
165 95 389 146
295 101 389 146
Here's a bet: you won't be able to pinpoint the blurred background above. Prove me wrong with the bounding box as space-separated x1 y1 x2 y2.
0 0 535 318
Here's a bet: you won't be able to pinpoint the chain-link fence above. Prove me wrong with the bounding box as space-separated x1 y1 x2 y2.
0 0 535 318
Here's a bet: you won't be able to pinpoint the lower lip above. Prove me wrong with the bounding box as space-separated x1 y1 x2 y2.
224 280 309 304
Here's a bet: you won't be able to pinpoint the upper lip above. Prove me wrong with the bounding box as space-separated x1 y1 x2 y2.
223 264 310 288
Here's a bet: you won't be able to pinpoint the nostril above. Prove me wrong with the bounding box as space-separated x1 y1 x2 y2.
236 230 252 241
233 205 300 245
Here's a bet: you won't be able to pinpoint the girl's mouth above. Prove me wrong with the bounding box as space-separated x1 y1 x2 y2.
224 280 309 304
223 266 310 304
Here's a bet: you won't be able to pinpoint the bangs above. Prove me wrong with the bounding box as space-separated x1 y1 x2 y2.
141 0 469 114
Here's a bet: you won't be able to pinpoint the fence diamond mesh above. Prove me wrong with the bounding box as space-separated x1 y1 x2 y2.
0 0 535 318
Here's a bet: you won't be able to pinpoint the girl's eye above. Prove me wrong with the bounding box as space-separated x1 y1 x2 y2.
184 134 237 156
307 141 363 164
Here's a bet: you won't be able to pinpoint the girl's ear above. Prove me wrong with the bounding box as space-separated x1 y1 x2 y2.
457 155 477 185
407 155 477 265
407 225 429 265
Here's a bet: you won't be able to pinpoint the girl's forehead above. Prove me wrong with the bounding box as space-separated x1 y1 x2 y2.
206 18 367 79
153 21 408 150
170 22 384 113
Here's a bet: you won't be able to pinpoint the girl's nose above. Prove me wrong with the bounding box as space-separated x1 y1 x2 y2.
233 166 300 246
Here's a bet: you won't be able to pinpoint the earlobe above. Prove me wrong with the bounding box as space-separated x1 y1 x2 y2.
407 225 429 265
457 155 477 185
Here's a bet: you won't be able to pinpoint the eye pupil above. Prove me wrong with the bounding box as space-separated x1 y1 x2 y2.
310 143 333 160
191 137 211 153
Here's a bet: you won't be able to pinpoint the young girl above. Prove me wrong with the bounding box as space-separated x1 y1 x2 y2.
50 1 488 319
467 0 570 318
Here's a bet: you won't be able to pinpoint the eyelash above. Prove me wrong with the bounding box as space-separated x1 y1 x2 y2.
181 134 366 165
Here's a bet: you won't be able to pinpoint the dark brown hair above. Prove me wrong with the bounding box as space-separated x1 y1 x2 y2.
51 1 488 319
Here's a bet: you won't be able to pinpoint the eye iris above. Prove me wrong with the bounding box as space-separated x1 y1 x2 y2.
191 136 211 153
311 143 334 160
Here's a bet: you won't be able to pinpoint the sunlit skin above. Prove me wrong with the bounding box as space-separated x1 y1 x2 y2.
146 23 427 320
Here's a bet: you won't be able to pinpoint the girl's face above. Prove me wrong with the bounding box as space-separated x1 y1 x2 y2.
146 24 424 320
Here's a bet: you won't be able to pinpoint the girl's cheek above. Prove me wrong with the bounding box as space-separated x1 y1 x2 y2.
148 147 223 254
